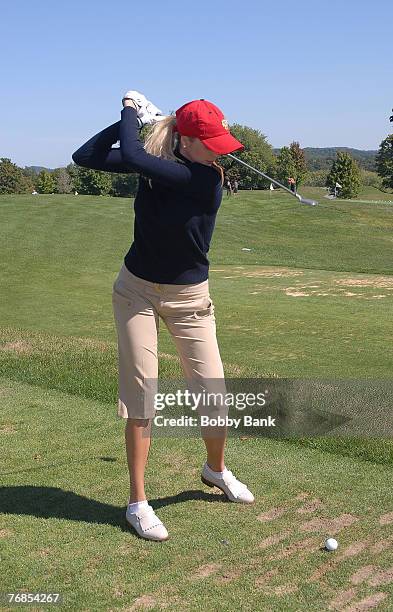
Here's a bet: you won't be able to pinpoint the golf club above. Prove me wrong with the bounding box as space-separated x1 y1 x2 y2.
227 154 318 206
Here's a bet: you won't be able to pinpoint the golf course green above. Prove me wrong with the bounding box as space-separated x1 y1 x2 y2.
1 187 393 610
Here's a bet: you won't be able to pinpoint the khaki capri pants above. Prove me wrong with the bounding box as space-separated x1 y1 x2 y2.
112 263 226 419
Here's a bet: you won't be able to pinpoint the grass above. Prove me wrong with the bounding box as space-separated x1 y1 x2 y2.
1 188 393 610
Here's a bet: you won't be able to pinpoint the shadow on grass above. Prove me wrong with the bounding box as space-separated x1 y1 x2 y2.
0 485 227 532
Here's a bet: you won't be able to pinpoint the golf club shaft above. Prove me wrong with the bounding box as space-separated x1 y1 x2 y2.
227 154 303 201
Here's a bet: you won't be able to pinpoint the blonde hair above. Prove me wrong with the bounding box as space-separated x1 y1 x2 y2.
143 116 225 188
144 115 179 161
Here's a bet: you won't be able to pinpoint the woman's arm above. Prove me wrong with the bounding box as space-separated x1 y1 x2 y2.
72 120 133 173
119 107 221 193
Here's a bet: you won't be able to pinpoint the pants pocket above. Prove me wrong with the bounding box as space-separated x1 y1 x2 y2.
193 296 215 319
112 280 135 308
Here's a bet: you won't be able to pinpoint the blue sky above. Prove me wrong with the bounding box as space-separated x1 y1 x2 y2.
1 0 392 168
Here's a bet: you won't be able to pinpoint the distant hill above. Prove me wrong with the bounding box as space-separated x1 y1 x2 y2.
24 166 55 174
24 149 379 174
273 147 378 172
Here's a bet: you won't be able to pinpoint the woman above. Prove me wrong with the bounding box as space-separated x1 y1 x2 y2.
72 91 255 542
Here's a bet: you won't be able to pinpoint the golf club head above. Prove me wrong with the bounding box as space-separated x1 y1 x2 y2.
296 195 318 206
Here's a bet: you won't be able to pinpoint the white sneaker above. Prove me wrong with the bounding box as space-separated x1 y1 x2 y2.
126 504 169 541
201 463 255 504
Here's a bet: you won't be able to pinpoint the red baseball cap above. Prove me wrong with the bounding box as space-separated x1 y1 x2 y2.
173 99 244 155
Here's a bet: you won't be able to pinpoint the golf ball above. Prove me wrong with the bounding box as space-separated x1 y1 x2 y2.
325 537 338 551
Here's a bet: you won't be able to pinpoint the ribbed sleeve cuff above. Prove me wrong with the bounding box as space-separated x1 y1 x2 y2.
121 106 142 129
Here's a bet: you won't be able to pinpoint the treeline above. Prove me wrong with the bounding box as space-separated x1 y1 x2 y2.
273 147 378 172
1 123 392 199
0 158 139 197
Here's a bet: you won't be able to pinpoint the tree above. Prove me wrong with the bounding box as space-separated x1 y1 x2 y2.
53 167 73 193
73 166 111 195
66 163 79 192
218 124 275 189
110 173 139 197
276 147 296 186
304 170 328 187
289 142 307 187
376 135 393 189
326 151 361 198
37 170 55 194
0 158 34 194
22 166 39 189
360 170 383 189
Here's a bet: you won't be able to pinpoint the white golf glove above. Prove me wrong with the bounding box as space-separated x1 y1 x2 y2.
122 90 166 127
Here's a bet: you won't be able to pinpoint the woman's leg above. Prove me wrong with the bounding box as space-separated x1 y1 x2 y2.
203 431 226 472
161 289 255 504
112 266 160 504
161 294 228 470
125 418 152 502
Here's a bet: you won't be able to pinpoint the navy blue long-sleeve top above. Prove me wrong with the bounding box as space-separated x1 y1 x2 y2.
72 107 224 284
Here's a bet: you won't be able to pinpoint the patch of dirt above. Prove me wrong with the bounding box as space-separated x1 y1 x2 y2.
294 492 310 501
335 277 393 289
309 560 337 583
0 423 16 433
296 498 324 514
300 285 320 289
128 594 158 610
342 592 388 611
379 512 393 525
85 555 104 571
255 568 279 588
257 506 287 522
328 588 357 610
243 269 304 278
190 563 221 579
350 565 376 585
368 567 393 586
117 543 149 557
300 513 358 534
258 531 290 549
215 568 243 584
370 537 393 554
158 352 180 362
272 584 299 596
285 291 309 297
0 529 13 538
309 540 370 584
0 341 33 354
269 537 319 561
340 541 370 559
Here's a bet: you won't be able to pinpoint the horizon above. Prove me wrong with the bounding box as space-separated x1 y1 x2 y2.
1 0 392 167
21 145 380 172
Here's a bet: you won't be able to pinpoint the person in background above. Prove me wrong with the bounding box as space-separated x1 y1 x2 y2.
226 177 233 196
233 179 239 194
288 177 296 193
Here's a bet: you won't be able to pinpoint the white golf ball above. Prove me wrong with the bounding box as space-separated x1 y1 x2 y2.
325 537 338 551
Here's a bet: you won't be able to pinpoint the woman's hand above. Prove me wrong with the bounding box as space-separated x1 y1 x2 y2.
122 98 139 110
122 89 166 125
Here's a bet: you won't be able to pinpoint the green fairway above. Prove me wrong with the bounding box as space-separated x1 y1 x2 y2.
1 190 393 610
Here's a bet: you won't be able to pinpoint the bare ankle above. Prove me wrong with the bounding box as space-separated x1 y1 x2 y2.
129 494 147 503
